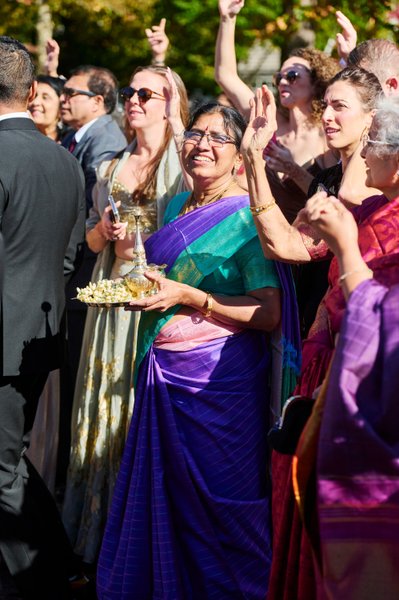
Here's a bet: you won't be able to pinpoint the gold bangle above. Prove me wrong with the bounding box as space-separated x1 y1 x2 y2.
338 267 373 286
203 292 213 318
249 201 277 215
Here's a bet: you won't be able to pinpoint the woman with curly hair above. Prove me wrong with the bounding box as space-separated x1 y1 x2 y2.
215 0 340 224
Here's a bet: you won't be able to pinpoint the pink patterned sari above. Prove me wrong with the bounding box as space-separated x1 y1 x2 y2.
268 194 399 600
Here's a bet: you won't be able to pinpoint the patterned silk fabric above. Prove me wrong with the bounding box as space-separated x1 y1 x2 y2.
317 275 399 600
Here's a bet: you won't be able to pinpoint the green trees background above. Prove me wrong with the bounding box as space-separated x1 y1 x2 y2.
2 0 397 94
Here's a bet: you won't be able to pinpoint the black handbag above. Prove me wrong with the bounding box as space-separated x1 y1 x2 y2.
268 395 315 455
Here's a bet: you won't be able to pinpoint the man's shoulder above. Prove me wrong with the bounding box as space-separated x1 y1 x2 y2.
78 115 126 169
84 114 126 145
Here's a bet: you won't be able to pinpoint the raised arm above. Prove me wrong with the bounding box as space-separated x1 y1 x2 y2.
44 39 60 77
163 67 193 190
145 18 169 66
335 11 357 65
215 0 254 118
241 86 313 262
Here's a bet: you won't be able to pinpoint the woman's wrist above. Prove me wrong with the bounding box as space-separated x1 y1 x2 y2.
169 119 185 135
180 285 210 313
243 147 264 163
220 12 237 23
96 221 107 239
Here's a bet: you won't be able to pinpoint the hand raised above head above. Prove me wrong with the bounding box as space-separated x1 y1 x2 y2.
241 85 277 156
163 67 181 126
45 38 60 77
218 0 245 18
335 10 357 63
145 18 169 61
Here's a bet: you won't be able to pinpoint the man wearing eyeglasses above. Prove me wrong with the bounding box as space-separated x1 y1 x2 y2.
61 65 126 214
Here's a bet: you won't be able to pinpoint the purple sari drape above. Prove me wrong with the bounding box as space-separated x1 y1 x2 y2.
317 274 399 599
97 330 272 600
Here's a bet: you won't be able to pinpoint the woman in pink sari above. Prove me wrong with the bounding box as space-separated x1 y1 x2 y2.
241 67 390 599
296 132 399 597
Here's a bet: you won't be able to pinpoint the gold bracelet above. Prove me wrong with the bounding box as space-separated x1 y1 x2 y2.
203 292 213 318
249 201 277 215
338 267 373 286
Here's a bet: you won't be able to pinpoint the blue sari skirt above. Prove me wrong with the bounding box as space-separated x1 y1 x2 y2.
97 329 272 599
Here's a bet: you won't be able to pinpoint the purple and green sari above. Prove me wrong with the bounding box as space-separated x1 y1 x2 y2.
97 194 300 599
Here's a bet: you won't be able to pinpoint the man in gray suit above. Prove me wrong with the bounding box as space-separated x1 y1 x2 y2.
0 36 85 598
61 65 126 213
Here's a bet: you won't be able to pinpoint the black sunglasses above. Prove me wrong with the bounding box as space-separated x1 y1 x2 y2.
62 87 97 99
119 86 165 104
273 70 302 87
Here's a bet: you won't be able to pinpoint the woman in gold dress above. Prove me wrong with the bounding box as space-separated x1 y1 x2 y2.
62 65 189 564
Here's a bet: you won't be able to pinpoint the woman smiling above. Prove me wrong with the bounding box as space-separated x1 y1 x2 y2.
96 103 301 599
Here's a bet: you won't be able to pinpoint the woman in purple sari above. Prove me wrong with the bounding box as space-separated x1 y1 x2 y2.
96 103 301 599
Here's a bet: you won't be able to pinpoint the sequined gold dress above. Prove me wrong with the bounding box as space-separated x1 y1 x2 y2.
62 140 184 563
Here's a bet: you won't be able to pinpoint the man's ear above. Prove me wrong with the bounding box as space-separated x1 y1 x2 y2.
27 80 37 105
92 94 105 114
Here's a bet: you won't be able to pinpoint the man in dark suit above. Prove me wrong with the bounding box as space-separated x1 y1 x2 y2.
0 36 85 599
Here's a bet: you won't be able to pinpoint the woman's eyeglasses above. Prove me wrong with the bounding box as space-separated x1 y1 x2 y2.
62 87 97 99
119 86 165 104
273 70 302 87
362 133 397 149
183 130 236 148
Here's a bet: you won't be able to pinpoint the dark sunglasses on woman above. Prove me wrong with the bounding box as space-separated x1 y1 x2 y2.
119 86 165 104
273 70 302 87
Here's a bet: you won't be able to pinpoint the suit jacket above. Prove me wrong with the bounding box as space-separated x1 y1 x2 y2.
62 114 126 214
0 118 85 376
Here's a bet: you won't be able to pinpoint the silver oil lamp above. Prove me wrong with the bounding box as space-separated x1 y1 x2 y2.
123 207 166 298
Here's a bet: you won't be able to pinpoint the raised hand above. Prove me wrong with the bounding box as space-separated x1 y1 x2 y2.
218 0 245 18
145 18 169 63
336 10 357 63
163 67 182 131
241 85 277 156
45 39 60 77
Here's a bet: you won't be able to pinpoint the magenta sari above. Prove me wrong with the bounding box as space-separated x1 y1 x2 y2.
269 194 399 600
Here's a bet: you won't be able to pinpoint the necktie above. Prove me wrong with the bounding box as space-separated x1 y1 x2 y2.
68 136 77 153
